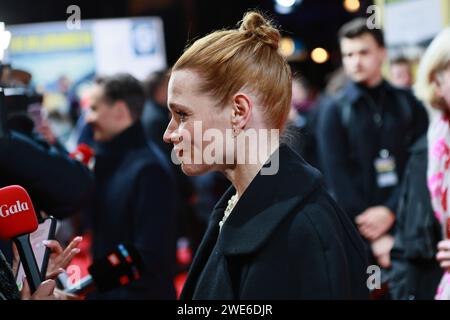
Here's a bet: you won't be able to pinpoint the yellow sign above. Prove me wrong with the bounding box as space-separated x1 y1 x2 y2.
9 31 92 54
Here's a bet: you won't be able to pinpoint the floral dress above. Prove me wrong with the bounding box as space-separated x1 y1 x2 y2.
427 111 450 300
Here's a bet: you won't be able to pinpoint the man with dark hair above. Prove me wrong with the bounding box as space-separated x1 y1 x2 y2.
318 18 428 295
85 73 177 299
89 74 146 141
337 17 385 48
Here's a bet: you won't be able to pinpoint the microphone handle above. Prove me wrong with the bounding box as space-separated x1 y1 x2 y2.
14 234 42 293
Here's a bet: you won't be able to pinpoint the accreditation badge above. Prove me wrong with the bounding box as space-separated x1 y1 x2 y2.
374 149 398 188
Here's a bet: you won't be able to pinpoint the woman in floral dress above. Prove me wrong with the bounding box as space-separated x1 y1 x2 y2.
415 27 450 299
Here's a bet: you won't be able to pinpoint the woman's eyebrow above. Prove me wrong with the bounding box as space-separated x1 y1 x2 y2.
168 102 190 111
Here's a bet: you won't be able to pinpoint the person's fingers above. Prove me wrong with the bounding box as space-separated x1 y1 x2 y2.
363 217 377 228
21 277 31 300
45 239 81 278
378 254 391 269
355 213 368 225
357 225 369 238
358 220 371 231
436 250 450 262
60 248 81 268
63 237 83 255
359 224 374 238
12 242 19 255
437 240 450 251
365 230 379 242
43 240 63 254
46 268 65 280
361 219 374 229
368 227 384 241
33 279 57 299
368 229 383 242
440 260 450 269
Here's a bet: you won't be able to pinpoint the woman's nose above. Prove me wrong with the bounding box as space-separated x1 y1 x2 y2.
163 120 181 144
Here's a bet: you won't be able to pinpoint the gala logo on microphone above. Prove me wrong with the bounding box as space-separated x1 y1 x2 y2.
0 185 38 240
0 201 30 218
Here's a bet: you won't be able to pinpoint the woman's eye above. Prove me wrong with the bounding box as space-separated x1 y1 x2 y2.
176 111 187 121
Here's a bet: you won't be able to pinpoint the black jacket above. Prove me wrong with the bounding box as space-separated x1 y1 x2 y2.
318 80 428 220
89 122 177 299
0 131 94 218
181 145 369 299
141 100 203 251
0 131 95 262
389 135 443 300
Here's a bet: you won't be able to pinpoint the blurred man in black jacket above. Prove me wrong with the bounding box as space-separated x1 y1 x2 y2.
85 74 177 299
317 19 428 277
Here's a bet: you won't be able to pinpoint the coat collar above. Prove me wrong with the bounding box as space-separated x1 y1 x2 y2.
180 144 323 299
216 144 323 255
338 79 395 104
94 122 147 158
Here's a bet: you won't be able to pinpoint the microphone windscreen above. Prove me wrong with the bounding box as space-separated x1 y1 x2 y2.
70 144 94 166
88 243 144 292
0 185 38 240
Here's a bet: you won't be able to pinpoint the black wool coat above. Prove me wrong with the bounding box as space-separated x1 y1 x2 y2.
389 135 443 300
181 145 369 300
89 122 177 299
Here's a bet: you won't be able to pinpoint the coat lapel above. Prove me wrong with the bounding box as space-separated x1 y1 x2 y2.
180 145 324 298
179 188 234 299
220 145 323 256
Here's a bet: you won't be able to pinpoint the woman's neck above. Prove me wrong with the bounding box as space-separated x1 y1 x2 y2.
223 140 279 198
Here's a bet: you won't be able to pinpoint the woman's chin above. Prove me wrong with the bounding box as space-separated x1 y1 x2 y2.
180 163 210 176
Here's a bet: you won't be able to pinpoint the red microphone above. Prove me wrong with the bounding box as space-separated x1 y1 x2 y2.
0 185 42 293
70 144 94 167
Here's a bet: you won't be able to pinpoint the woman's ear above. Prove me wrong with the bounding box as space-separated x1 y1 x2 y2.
231 93 252 133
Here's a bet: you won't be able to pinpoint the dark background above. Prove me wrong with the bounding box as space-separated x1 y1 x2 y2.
0 0 375 89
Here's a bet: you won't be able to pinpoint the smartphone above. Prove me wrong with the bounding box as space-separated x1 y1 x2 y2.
15 216 57 290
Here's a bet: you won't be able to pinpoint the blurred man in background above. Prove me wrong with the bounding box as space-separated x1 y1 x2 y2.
85 73 177 299
390 57 414 89
285 74 320 169
141 70 206 296
318 18 428 297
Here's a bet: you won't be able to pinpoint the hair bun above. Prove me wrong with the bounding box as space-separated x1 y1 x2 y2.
239 11 281 50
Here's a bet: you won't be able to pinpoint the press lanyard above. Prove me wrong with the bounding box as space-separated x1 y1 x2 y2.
362 88 398 188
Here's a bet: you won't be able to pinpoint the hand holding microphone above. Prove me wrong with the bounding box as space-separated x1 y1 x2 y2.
21 279 59 300
0 185 41 293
